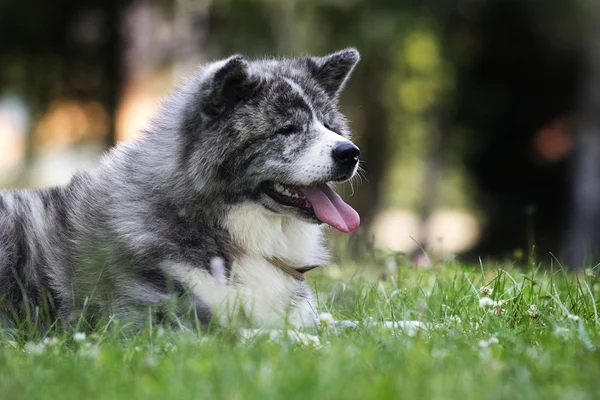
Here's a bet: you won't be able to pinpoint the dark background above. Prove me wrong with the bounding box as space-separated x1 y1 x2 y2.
1 0 599 268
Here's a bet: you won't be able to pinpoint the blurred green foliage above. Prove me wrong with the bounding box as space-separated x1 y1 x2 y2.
0 0 589 259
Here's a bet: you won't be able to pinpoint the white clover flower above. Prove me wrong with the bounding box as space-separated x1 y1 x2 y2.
42 337 59 346
527 305 539 318
479 297 495 308
479 286 493 296
73 332 86 342
25 342 46 355
478 336 499 348
447 315 462 324
318 312 335 328
79 343 101 360
567 314 580 322
385 258 397 274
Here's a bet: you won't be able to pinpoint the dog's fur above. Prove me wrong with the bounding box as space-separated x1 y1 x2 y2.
0 49 361 330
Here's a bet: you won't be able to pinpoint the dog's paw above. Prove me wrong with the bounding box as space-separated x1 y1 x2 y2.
315 315 429 336
238 328 322 347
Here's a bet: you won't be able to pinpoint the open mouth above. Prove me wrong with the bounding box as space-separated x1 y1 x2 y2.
261 181 360 233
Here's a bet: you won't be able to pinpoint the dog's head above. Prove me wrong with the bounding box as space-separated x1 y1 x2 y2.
178 49 361 232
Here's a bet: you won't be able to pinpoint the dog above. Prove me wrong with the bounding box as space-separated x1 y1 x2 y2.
0 49 362 331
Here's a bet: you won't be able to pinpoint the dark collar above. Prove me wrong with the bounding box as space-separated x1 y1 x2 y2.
265 257 321 281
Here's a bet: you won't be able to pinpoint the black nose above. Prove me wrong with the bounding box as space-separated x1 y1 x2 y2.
332 142 360 166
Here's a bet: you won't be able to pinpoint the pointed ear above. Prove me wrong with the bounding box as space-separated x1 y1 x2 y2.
312 48 360 96
207 55 255 114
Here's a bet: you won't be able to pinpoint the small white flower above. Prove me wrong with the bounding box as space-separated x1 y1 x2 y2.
480 297 507 315
385 258 397 274
527 305 539 318
73 332 86 342
479 297 495 308
25 342 46 355
447 315 462 324
480 286 493 296
567 314 580 322
318 312 335 328
478 336 499 348
79 343 101 360
43 337 59 346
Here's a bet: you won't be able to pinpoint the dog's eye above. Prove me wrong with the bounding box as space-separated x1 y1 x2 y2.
276 124 300 135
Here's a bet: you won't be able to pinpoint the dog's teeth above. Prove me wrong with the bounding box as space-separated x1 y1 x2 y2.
272 182 303 199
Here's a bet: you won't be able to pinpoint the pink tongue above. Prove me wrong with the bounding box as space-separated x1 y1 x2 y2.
299 184 360 233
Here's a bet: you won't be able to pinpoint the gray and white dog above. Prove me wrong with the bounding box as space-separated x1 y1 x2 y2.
0 49 361 330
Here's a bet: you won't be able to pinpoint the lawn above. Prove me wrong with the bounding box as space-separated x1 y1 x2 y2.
1 258 599 400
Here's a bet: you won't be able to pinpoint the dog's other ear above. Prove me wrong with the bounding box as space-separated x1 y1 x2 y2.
312 48 360 96
206 55 255 114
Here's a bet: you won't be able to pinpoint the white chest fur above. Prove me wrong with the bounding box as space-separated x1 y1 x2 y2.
222 204 328 327
223 203 329 266
163 204 328 327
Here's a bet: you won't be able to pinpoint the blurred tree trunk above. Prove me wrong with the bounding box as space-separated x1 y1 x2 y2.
103 0 124 148
350 56 392 231
563 2 600 269
413 107 444 261
412 4 455 260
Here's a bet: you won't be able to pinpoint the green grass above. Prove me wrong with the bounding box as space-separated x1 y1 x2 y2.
2 259 600 400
